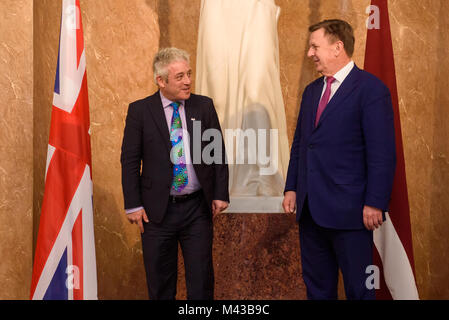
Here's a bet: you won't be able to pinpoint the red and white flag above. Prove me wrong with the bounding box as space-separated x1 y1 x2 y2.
364 0 419 300
30 0 97 300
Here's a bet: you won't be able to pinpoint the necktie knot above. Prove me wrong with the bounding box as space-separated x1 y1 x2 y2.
326 76 336 86
170 102 180 112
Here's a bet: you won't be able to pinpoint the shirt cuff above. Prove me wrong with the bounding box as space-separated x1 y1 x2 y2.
126 206 144 214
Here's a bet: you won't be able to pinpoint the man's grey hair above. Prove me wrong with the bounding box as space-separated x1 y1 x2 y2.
153 47 190 84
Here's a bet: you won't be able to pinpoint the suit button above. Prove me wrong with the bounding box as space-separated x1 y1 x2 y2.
308 144 314 149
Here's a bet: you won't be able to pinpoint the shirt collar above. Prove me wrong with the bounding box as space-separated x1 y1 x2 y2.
324 60 354 84
159 91 185 109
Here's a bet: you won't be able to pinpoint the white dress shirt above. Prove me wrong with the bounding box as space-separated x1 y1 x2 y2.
320 60 355 101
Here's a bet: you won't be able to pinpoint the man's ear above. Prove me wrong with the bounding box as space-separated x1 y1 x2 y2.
335 40 344 57
156 75 166 88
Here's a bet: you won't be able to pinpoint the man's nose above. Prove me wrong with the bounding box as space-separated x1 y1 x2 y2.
307 48 314 58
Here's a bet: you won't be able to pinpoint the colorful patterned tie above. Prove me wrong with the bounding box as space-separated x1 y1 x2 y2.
315 76 336 127
169 102 188 192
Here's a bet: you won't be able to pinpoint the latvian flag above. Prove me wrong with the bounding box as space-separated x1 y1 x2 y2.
30 0 97 300
365 0 419 299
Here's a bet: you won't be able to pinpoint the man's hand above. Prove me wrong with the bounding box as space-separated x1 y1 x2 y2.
363 205 383 230
212 200 228 217
282 191 297 214
126 208 149 233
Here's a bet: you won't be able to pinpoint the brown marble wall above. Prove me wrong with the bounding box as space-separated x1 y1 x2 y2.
8 0 448 300
33 0 60 263
388 0 449 299
427 0 449 299
83 0 161 300
0 0 33 299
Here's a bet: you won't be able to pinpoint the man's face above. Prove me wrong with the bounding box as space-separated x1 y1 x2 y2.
307 28 338 76
158 59 192 101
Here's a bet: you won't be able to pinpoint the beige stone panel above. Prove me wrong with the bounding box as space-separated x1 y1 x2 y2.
155 0 202 89
429 0 449 300
33 0 61 255
81 0 160 299
389 0 442 299
0 0 33 299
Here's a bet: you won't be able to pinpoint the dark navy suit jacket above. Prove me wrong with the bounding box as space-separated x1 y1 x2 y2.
121 91 229 224
285 65 396 230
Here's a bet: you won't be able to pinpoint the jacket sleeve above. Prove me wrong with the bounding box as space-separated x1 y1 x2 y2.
120 102 144 209
362 83 397 211
284 88 307 193
207 98 230 202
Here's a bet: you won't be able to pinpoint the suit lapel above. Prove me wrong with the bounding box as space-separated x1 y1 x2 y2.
184 95 198 156
147 91 171 153
314 65 361 129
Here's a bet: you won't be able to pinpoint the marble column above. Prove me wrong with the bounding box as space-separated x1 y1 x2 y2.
0 0 34 300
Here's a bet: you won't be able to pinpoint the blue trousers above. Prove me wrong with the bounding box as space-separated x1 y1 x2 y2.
299 199 375 300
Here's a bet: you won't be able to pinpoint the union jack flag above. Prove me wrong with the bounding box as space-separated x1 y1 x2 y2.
30 0 97 300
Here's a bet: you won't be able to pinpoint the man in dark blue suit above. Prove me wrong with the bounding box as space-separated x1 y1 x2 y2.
121 48 229 299
282 20 396 299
